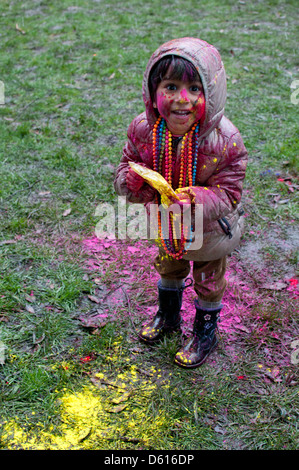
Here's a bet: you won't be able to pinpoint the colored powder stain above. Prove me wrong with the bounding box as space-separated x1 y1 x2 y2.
2 388 101 450
1 367 171 450
179 88 189 103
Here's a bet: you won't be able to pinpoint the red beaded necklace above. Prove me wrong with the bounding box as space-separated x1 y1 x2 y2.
152 116 200 259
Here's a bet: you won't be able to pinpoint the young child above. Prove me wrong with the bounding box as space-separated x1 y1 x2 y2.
114 37 248 368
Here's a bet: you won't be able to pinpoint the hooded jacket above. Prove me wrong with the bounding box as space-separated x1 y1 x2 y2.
114 37 248 260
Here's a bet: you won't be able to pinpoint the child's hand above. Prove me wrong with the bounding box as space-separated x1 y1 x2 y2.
169 190 192 212
141 185 156 203
126 167 145 192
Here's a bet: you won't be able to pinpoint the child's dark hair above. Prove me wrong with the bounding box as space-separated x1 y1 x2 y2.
149 55 201 103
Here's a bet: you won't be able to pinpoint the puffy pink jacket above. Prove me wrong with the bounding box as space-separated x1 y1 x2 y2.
114 38 248 260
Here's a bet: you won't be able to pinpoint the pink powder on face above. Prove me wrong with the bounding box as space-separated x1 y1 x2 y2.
156 92 171 119
180 88 189 102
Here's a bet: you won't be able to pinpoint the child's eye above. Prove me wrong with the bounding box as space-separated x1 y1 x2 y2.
166 84 177 91
190 85 201 92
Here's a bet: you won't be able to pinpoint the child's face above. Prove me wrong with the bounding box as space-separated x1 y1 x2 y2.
153 74 205 136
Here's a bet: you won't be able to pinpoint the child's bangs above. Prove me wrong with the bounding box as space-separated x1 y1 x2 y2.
165 56 199 83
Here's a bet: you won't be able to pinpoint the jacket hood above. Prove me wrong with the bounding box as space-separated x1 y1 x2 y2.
142 37 227 139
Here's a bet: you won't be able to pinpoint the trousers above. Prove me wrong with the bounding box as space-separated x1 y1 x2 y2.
154 248 227 307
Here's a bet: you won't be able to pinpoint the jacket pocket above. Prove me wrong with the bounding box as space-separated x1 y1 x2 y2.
217 205 245 238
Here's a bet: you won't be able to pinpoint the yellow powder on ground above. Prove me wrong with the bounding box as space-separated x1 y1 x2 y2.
1 366 172 450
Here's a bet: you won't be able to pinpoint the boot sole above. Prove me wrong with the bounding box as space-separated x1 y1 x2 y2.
174 338 218 369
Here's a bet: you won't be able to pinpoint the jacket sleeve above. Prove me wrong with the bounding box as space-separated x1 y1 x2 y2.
114 118 156 204
180 130 248 224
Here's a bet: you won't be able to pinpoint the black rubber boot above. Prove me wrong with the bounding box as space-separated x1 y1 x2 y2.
174 299 221 368
138 279 188 344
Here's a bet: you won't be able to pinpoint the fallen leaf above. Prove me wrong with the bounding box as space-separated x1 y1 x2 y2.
130 346 144 354
16 23 26 34
234 324 250 333
25 305 35 314
127 246 140 254
260 281 287 290
25 294 36 303
91 376 123 389
63 208 72 217
107 404 127 413
214 425 226 435
0 342 6 365
77 427 92 443
0 240 17 246
33 333 45 345
122 270 132 275
264 366 282 382
87 294 100 304
277 199 290 204
79 309 113 329
273 195 281 203
91 327 106 334
111 391 131 404
103 242 112 248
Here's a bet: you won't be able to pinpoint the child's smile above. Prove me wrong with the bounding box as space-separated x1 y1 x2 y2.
153 77 205 135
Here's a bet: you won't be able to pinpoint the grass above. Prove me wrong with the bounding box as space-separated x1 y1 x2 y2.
0 0 298 451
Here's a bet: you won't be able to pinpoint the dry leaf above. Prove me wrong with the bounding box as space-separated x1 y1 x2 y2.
87 294 100 304
25 294 36 303
0 342 6 365
91 327 105 334
0 240 17 246
16 23 26 34
214 425 226 435
107 404 127 413
260 281 287 290
63 208 71 217
234 324 250 333
77 427 92 443
264 366 281 382
91 377 117 388
25 304 35 314
111 391 131 404
277 199 290 204
33 333 45 344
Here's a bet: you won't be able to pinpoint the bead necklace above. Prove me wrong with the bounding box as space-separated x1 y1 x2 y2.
152 116 200 259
